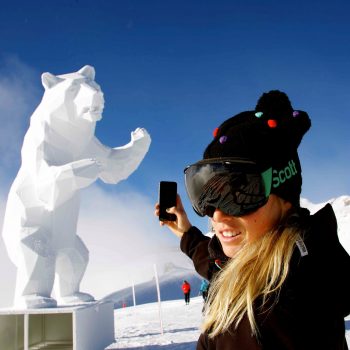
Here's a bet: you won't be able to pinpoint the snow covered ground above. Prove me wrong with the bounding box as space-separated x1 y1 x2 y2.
106 296 350 349
106 297 203 349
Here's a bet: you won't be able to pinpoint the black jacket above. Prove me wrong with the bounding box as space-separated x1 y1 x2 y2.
180 204 350 349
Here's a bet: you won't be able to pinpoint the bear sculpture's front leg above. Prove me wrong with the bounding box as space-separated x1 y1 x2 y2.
98 128 151 184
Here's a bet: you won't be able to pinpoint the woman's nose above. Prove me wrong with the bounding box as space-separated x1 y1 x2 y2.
212 208 232 222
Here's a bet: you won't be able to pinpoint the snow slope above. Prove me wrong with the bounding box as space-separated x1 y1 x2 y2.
102 264 203 308
106 297 203 349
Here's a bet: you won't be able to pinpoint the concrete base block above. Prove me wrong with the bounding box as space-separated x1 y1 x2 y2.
0 301 114 350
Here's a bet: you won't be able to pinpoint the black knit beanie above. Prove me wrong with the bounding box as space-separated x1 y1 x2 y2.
203 90 311 207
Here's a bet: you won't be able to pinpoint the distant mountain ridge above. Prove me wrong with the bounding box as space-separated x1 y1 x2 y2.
102 263 203 308
103 196 350 308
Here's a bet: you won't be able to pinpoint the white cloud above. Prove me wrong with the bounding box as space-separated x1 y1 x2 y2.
0 56 41 307
0 55 41 174
0 190 16 307
78 185 191 300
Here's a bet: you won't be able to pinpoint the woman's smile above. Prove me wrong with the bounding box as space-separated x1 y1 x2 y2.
217 228 242 240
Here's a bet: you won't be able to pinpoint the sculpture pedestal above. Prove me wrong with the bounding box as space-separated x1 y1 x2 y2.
0 301 114 350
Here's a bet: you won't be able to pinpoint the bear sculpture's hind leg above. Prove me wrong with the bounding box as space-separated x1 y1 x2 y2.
15 238 57 309
55 235 95 305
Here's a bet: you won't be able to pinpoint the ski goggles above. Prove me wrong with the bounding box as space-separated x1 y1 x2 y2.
184 158 272 217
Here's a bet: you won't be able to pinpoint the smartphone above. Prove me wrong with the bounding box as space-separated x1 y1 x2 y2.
159 181 177 221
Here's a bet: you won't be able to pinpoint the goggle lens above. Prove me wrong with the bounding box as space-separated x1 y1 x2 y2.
184 159 272 217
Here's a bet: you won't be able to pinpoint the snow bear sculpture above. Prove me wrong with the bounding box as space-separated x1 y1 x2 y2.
2 65 151 309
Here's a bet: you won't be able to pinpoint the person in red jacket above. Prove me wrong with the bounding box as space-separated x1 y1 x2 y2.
182 280 191 305
155 91 350 349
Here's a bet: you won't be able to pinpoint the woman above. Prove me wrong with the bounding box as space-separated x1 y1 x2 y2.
155 91 350 349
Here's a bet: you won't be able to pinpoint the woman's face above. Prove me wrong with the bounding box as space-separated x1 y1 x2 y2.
210 194 292 258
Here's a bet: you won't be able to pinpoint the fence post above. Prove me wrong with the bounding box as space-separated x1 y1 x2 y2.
153 264 164 335
132 281 136 307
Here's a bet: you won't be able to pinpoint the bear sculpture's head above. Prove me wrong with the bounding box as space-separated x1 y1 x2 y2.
40 65 104 125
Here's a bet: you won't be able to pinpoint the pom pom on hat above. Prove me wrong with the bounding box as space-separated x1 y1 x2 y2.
203 90 311 206
255 90 293 118
254 90 311 150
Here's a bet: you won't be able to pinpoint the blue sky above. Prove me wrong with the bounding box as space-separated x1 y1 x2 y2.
0 0 349 304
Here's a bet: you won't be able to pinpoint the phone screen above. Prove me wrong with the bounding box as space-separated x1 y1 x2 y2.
159 181 177 221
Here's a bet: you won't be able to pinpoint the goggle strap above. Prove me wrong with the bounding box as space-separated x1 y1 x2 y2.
261 167 273 197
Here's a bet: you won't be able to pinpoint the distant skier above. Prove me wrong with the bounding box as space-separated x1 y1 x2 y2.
199 279 209 302
182 280 191 305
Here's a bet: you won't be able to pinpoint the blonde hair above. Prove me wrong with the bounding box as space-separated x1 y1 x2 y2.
202 225 301 338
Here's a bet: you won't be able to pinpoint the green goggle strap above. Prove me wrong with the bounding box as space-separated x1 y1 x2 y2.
261 167 273 197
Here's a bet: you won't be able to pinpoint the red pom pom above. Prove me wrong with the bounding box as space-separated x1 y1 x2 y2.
213 127 219 137
267 119 277 128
